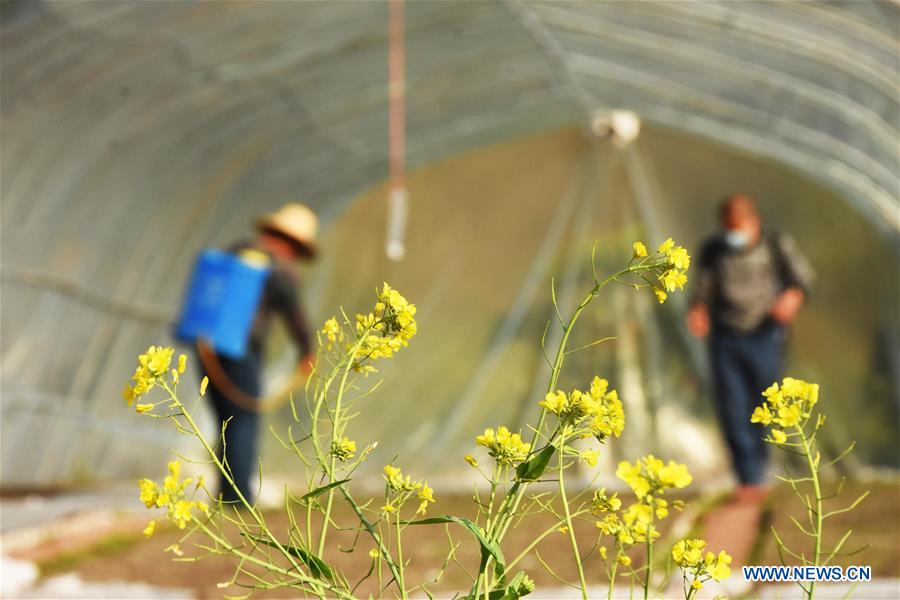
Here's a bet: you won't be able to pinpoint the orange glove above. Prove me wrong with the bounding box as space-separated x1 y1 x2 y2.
686 303 711 338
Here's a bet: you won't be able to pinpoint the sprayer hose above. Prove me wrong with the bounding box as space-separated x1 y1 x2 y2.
196 339 306 413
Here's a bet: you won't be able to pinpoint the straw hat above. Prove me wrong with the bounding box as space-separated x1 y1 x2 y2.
257 203 318 257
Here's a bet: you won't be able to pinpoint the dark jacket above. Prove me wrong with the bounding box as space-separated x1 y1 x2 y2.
692 230 814 333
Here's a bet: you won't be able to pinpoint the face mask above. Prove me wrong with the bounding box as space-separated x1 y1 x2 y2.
724 230 749 249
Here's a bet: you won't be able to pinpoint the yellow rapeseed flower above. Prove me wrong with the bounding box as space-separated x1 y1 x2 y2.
633 242 648 258
616 455 691 500
595 513 636 546
138 460 210 532
616 460 650 499
331 437 357 462
750 404 773 426
635 238 689 303
139 479 157 508
539 391 569 415
623 502 653 526
416 483 436 514
753 377 821 444
590 488 622 514
123 345 175 404
350 285 417 369
776 403 803 428
475 426 531 466
170 500 194 529
672 539 705 566
711 551 733 580
383 464 421 492
142 520 156 537
667 246 691 270
383 465 404 490
541 378 625 441
580 449 600 467
658 461 692 488
321 317 342 350
659 269 688 292
672 538 733 587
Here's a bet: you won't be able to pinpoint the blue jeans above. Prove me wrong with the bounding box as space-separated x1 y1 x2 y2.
710 321 784 485
199 350 262 504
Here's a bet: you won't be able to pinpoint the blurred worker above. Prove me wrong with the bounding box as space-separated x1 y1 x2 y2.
687 194 814 500
200 203 317 503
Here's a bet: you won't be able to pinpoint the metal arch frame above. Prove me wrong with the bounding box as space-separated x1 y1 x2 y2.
504 0 899 234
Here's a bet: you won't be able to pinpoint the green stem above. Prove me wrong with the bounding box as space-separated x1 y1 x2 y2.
558 443 589 599
799 425 823 600
339 485 404 592
501 509 590 576
396 510 408 599
485 462 500 533
317 334 366 556
608 559 618 600
195 520 341 599
491 266 643 544
644 512 655 600
470 265 646 600
164 383 305 578
309 325 406 591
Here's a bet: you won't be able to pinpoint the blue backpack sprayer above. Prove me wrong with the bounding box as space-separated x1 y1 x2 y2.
176 248 271 359
175 248 303 412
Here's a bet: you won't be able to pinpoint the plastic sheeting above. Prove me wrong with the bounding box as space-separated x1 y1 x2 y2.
1 1 897 486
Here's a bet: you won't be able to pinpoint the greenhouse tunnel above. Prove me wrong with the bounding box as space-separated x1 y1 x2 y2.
1 0 898 489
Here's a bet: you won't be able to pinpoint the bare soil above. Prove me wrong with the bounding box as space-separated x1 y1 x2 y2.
30 480 898 598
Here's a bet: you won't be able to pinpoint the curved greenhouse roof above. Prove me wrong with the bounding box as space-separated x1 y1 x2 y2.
1 0 897 487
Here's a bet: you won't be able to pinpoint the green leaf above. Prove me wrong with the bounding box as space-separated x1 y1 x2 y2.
516 445 555 481
503 571 534 599
299 479 351 503
407 515 505 579
459 572 532 600
459 592 507 600
241 534 334 581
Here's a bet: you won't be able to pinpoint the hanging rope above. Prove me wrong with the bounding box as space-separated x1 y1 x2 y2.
386 0 408 261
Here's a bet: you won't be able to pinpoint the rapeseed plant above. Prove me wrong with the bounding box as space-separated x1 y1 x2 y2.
122 239 865 600
751 377 867 600
139 460 209 533
671 538 732 599
475 426 531 466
